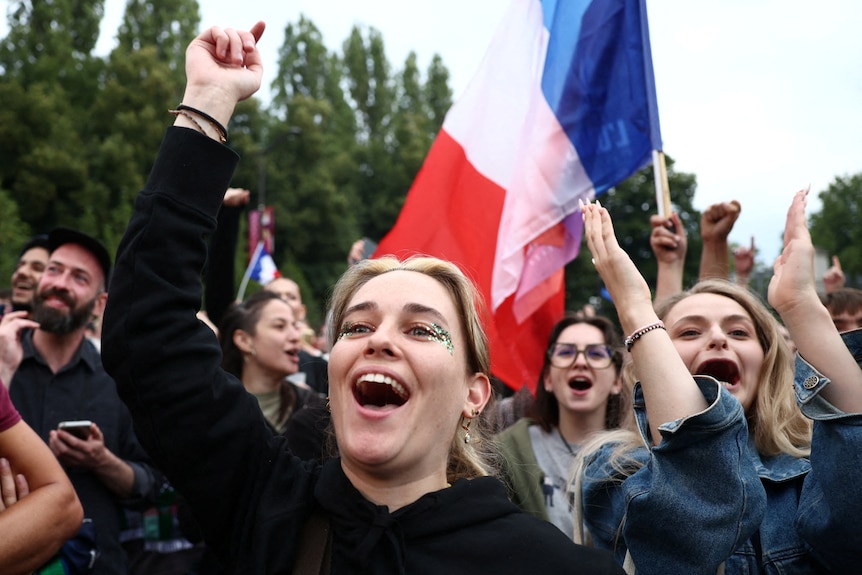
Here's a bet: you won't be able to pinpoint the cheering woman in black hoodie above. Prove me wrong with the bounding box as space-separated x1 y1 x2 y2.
102 21 623 575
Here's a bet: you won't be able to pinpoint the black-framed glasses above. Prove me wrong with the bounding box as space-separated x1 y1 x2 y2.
547 343 613 369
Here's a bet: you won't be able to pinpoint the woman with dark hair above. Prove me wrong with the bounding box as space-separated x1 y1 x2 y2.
497 313 629 538
218 290 329 459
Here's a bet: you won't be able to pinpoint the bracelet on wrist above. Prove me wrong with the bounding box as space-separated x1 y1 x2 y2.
170 104 228 143
168 109 208 138
624 321 666 352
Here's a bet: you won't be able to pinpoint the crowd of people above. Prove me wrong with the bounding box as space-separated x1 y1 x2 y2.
1 19 861 575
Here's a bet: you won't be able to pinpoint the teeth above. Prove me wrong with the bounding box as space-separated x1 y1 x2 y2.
357 373 408 399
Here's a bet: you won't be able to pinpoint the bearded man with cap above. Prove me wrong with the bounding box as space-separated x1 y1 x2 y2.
3 227 158 575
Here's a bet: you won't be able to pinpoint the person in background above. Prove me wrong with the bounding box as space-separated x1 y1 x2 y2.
820 286 862 333
571 190 862 573
101 21 624 574
218 289 328 459
203 190 330 395
9 234 50 313
6 227 158 575
497 313 628 538
651 200 754 302
263 277 329 393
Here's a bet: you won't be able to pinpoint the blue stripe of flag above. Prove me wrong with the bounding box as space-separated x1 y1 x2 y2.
540 0 662 194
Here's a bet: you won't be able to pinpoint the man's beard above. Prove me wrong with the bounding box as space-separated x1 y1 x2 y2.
32 288 97 335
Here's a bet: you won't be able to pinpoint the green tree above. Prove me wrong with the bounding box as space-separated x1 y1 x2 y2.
424 54 452 135
0 7 456 320
810 174 862 286
0 0 104 95
0 187 32 283
115 0 200 89
267 18 364 323
0 0 104 237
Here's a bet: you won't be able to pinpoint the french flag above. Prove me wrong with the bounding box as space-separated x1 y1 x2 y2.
375 0 662 390
248 241 281 286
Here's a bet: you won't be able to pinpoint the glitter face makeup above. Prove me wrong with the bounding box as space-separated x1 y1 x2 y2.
338 321 355 341
337 320 454 355
429 323 454 355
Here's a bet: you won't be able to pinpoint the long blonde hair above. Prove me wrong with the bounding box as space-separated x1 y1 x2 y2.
571 280 812 545
327 255 498 481
656 280 810 458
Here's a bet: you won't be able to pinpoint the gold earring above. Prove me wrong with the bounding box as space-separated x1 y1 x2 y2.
461 417 472 444
461 410 480 444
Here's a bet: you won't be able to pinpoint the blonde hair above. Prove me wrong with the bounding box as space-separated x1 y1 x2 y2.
655 280 810 458
327 255 497 481
571 280 812 547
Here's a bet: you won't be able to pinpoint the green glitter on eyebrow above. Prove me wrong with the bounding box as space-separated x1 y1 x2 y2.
429 323 454 355
338 321 355 340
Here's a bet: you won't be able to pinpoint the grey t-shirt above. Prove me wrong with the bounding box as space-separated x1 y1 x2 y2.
528 425 578 538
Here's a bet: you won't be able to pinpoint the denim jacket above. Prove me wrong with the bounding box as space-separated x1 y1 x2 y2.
582 329 862 574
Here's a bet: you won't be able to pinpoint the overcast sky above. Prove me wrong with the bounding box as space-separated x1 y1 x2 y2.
5 0 861 263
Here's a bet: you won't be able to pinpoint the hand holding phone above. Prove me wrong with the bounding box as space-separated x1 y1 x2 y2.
57 420 93 440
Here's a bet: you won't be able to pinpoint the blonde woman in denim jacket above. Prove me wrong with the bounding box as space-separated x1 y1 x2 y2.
571 190 862 574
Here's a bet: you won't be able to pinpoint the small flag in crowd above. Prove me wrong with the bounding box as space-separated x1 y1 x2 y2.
374 0 662 391
237 241 281 301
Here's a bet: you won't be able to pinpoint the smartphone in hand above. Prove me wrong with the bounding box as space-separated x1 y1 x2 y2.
58 420 93 440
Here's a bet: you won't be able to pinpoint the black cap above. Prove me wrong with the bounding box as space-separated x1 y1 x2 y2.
47 227 112 288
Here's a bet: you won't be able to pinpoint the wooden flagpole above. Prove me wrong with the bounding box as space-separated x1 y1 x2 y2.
652 149 672 217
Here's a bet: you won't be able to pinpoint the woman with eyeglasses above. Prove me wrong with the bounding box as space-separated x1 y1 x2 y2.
496 314 630 538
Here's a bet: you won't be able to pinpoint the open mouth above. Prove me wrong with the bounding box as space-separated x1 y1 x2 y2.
353 373 409 408
695 359 740 387
568 376 593 391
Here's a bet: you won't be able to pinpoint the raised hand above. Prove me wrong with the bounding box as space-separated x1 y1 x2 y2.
223 187 251 207
733 236 756 286
771 188 862 413
822 255 845 294
179 21 266 134
0 311 39 386
650 211 687 304
700 200 741 243
650 212 687 265
581 199 653 329
768 189 817 321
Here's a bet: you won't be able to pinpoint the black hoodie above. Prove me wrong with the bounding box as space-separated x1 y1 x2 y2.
103 128 624 575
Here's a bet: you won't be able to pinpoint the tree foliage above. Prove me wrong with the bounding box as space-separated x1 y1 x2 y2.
810 174 862 286
4 3 854 326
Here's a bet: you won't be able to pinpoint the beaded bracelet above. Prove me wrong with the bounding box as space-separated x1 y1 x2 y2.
176 104 228 143
624 321 666 352
168 109 208 138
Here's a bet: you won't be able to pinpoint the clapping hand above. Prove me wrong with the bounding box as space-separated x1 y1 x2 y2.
768 189 816 320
